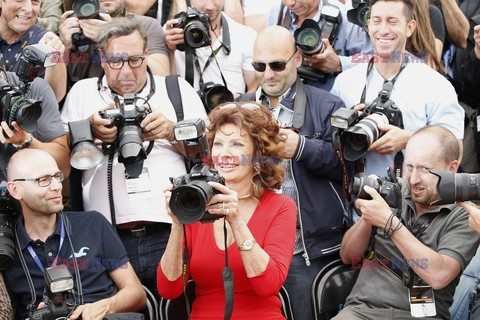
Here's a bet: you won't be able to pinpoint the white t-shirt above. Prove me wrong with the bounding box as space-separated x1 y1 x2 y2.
331 60 464 177
61 74 207 225
243 0 277 16
174 13 256 94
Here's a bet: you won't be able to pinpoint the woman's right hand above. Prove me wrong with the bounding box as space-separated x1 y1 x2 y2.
164 184 183 227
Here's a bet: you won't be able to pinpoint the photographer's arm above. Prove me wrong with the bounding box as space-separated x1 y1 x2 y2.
69 262 146 320
304 39 342 73
368 124 413 154
164 19 184 74
147 53 171 77
124 0 157 16
40 32 67 102
440 0 469 48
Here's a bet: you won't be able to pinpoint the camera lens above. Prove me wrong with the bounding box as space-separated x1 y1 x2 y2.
201 84 234 113
79 3 96 16
341 113 388 161
0 227 14 271
117 125 146 163
7 97 42 133
431 170 480 205
296 28 324 56
350 176 380 200
170 180 215 224
73 0 100 19
185 21 210 48
357 6 370 27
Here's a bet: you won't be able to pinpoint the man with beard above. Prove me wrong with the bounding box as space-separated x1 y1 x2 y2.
337 126 480 320
59 0 170 88
243 25 347 320
3 149 146 320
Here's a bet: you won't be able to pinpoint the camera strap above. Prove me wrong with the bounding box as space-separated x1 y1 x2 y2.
292 77 307 129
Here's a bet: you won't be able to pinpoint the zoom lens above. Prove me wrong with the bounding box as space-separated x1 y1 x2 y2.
170 180 215 224
10 98 42 133
296 28 324 55
117 125 146 163
341 113 388 161
350 176 380 200
73 0 100 19
185 21 210 48
430 170 480 205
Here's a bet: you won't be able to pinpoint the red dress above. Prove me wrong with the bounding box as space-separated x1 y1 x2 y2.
157 190 297 319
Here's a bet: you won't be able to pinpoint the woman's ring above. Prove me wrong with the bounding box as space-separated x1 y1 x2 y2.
222 202 225 210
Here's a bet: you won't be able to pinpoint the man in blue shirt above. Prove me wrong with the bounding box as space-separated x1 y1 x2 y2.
3 149 146 319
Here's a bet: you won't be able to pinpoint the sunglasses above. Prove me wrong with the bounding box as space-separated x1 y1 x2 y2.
252 50 297 72
218 103 261 110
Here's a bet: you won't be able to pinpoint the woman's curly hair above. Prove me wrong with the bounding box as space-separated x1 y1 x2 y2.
206 102 286 200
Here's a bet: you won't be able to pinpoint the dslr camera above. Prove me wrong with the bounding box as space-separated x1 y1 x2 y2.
1 44 57 134
173 7 211 52
330 81 403 161
429 170 480 205
197 81 233 113
0 182 19 271
350 168 402 208
169 118 225 224
71 0 102 47
30 266 76 320
347 0 371 28
294 4 342 83
99 94 150 177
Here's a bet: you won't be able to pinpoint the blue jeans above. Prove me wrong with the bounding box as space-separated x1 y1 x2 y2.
283 253 339 320
119 223 170 301
450 245 480 320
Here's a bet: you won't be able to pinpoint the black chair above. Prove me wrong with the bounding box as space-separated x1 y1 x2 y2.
159 280 294 320
311 259 360 320
143 286 159 320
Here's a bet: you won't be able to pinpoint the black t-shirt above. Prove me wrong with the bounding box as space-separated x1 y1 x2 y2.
430 4 446 43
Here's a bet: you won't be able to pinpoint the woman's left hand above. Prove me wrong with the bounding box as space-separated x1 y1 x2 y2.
206 182 241 224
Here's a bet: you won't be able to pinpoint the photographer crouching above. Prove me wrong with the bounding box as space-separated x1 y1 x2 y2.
336 126 480 320
3 149 146 320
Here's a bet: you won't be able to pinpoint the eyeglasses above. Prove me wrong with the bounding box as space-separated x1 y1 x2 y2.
106 55 146 70
218 103 261 110
14 172 65 188
252 50 297 72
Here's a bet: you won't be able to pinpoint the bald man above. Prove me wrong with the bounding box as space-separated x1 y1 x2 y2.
3 149 146 320
240 25 348 319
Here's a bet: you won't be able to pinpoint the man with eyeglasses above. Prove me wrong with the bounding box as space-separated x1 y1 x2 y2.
3 149 147 320
336 126 480 320
59 0 170 90
244 25 348 320
61 17 207 300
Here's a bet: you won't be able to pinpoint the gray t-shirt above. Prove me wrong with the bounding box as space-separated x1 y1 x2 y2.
345 181 480 319
0 73 64 181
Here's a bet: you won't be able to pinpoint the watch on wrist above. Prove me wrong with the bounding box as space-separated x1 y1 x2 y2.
12 134 33 150
238 239 256 251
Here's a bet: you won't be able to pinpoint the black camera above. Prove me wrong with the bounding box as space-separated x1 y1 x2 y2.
169 119 226 224
72 0 101 47
173 7 211 52
0 44 56 134
197 82 233 113
330 81 403 161
429 170 480 205
350 168 402 208
30 266 76 320
294 5 342 83
347 0 371 28
0 182 18 271
99 94 150 177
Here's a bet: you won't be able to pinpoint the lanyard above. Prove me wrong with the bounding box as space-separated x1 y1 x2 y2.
360 57 408 104
27 214 65 273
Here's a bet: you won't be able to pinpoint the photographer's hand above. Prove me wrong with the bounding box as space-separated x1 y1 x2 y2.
474 25 480 60
0 121 31 145
458 201 480 234
165 18 185 51
163 184 183 227
79 13 112 43
206 181 242 224
141 109 175 142
355 185 393 228
69 300 110 320
304 39 342 73
368 124 412 154
59 11 80 53
279 128 299 159
89 103 117 143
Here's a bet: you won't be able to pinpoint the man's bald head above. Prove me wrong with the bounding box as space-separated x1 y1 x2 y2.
254 26 297 54
7 149 58 181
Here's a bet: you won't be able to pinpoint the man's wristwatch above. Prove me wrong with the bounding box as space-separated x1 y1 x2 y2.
12 133 33 150
238 239 256 251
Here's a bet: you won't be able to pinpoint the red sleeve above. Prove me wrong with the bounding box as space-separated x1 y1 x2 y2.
156 225 193 299
247 196 297 297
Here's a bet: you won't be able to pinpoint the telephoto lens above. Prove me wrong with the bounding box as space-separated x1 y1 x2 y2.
430 170 480 205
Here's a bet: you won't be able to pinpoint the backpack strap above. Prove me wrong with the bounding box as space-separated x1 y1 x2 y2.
165 74 184 122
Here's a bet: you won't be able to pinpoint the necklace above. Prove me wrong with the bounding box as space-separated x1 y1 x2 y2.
238 193 251 200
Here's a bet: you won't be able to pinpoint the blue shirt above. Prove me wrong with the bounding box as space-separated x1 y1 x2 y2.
4 211 129 319
267 0 373 91
0 24 47 76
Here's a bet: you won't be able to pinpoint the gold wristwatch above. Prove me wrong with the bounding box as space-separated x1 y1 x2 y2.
238 239 256 251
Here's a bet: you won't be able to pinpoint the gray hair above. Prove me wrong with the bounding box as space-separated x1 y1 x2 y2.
97 17 147 52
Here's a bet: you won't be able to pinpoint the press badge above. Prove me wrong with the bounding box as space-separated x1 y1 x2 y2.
409 285 436 317
125 167 153 200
